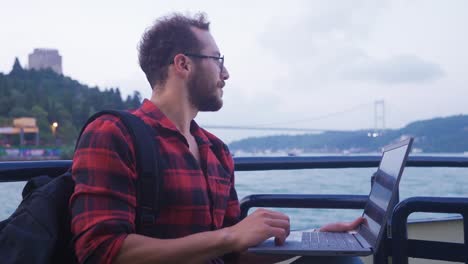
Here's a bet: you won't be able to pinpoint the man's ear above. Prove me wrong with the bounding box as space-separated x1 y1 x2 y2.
173 54 191 76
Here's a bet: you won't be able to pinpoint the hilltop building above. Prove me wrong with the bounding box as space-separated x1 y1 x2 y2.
28 48 62 74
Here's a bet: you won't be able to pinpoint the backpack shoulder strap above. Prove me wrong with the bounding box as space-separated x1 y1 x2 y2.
77 110 161 230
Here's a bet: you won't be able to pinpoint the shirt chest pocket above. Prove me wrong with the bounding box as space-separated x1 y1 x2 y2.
213 178 231 209
208 177 232 228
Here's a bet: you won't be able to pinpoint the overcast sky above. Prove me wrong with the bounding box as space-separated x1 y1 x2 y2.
1 0 466 142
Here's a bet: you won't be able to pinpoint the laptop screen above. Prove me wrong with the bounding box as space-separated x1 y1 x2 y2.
358 139 412 248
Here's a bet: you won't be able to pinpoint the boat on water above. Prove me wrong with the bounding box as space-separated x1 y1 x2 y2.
0 155 467 264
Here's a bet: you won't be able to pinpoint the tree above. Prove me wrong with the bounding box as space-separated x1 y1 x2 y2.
8 106 29 118
57 120 78 146
31 105 53 144
10 57 23 74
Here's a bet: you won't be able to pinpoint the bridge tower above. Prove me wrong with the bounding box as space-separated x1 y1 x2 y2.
374 100 385 135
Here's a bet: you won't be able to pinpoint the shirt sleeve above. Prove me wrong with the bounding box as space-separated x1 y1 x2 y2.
220 144 241 228
69 115 138 264
219 144 241 261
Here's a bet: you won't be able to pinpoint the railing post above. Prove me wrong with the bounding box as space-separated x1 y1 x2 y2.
390 197 468 264
464 212 468 264
392 205 409 264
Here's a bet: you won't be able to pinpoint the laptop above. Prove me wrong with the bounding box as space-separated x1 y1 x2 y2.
248 137 413 257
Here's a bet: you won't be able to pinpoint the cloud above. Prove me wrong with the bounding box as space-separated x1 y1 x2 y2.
257 1 445 87
259 1 385 61
255 1 389 87
340 54 445 84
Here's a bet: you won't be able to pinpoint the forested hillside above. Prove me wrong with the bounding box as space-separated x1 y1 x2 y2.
228 115 468 153
0 58 141 146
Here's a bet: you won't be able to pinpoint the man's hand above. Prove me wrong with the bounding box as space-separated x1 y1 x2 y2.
226 208 290 252
318 217 366 232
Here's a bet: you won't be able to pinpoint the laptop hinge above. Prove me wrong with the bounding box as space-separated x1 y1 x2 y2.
354 233 373 250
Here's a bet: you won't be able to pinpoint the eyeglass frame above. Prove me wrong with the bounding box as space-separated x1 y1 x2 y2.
182 53 225 73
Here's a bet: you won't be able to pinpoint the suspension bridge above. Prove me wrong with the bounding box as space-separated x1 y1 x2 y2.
203 100 386 133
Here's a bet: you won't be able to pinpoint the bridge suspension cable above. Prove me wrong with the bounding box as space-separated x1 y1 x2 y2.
202 125 326 132
203 101 377 132
255 102 374 127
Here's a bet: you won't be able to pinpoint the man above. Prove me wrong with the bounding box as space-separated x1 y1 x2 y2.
70 13 362 264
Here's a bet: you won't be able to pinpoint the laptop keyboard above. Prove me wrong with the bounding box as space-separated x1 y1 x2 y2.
301 232 363 250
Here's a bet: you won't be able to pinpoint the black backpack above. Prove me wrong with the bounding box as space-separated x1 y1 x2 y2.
0 110 162 264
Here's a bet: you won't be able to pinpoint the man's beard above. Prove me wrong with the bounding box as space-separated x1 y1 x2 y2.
187 68 223 112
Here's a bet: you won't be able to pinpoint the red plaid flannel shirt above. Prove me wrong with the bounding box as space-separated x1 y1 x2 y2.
70 99 240 264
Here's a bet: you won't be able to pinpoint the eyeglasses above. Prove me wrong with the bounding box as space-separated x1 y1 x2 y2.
183 53 224 73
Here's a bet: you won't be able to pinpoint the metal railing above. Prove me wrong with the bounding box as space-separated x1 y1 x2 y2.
2 155 468 182
1 155 467 263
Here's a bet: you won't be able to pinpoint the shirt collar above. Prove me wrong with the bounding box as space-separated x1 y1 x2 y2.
137 99 211 146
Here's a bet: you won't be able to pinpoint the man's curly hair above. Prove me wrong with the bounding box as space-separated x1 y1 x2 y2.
138 13 210 89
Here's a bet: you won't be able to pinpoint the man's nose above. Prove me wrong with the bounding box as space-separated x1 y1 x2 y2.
221 65 229 80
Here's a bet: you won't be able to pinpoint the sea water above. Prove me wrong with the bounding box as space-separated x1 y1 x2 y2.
1 165 467 230
235 166 468 230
